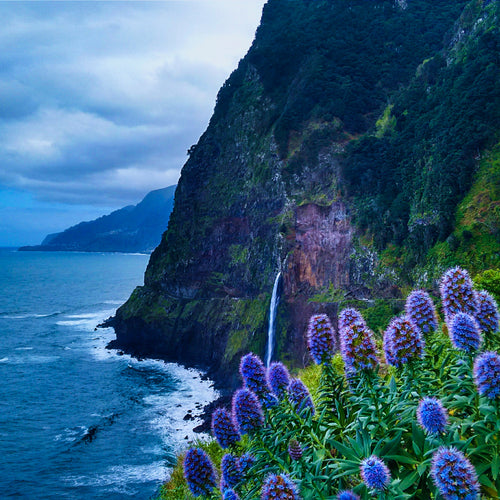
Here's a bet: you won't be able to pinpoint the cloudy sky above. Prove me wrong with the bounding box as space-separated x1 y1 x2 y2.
0 1 266 246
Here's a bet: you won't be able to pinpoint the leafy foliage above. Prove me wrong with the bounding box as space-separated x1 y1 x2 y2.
172 267 500 499
342 0 500 267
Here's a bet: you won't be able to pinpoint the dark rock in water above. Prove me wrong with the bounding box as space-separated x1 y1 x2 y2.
183 413 194 421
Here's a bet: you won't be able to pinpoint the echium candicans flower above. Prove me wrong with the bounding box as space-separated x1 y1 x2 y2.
360 455 390 490
440 267 477 322
307 313 336 364
337 491 360 500
267 361 291 400
240 353 270 396
223 490 240 500
417 397 448 434
261 473 300 500
212 407 240 449
339 307 364 331
221 453 242 489
288 378 315 415
238 453 255 475
339 308 378 373
232 388 264 434
449 313 482 353
474 290 499 335
183 448 217 497
260 390 278 409
383 317 424 367
288 439 303 461
473 351 500 399
405 290 438 335
431 447 480 500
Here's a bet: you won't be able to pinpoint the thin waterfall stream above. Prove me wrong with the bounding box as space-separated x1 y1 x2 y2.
265 271 281 368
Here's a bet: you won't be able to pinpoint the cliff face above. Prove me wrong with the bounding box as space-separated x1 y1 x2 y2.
111 0 499 386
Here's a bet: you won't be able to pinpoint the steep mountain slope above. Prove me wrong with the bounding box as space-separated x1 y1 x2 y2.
19 186 176 253
110 0 499 387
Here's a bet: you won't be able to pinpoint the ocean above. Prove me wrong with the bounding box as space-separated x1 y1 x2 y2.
0 249 217 499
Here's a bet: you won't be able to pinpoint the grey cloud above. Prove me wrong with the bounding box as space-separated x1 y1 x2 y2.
0 1 265 209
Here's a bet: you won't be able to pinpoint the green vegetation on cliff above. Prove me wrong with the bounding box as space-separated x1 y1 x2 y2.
113 0 499 385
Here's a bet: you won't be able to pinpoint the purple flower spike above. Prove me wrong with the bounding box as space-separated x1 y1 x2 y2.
474 290 499 335
431 447 480 500
288 439 303 461
267 361 291 400
339 308 378 373
405 290 438 335
238 453 255 475
221 453 242 489
183 448 217 497
417 397 448 434
337 491 360 500
449 313 482 353
288 378 315 415
232 388 264 435
223 490 240 500
473 351 500 399
240 353 269 396
339 307 364 331
360 455 390 490
212 408 240 449
261 473 300 500
383 317 424 367
307 313 336 364
260 390 279 409
440 267 477 322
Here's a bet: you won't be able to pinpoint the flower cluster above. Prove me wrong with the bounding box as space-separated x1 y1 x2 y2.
261 473 300 500
307 313 336 364
337 491 360 500
221 453 242 489
338 307 364 331
183 448 217 497
240 353 269 396
339 309 378 373
288 378 315 415
232 388 264 434
288 439 303 461
383 317 424 367
223 489 240 500
473 351 500 399
449 313 482 353
474 290 499 335
405 290 438 335
417 397 448 434
440 267 477 321
430 447 480 500
360 455 390 490
238 453 255 474
212 407 240 449
267 361 291 400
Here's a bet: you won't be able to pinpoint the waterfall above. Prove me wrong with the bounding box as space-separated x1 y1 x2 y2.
265 271 281 368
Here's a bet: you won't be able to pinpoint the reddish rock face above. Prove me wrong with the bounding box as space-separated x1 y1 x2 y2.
279 202 353 367
285 202 353 297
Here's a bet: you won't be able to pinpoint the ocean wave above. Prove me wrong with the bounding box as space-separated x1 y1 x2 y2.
0 311 62 319
63 462 167 495
56 309 116 331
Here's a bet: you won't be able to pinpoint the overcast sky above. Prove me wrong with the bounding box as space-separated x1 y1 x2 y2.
0 0 266 246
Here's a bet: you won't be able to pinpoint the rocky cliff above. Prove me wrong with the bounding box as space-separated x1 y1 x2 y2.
110 0 499 387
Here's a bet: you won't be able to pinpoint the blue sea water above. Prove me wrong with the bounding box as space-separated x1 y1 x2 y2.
0 249 216 499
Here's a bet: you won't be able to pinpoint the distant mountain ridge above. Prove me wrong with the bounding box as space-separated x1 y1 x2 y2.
19 186 176 253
